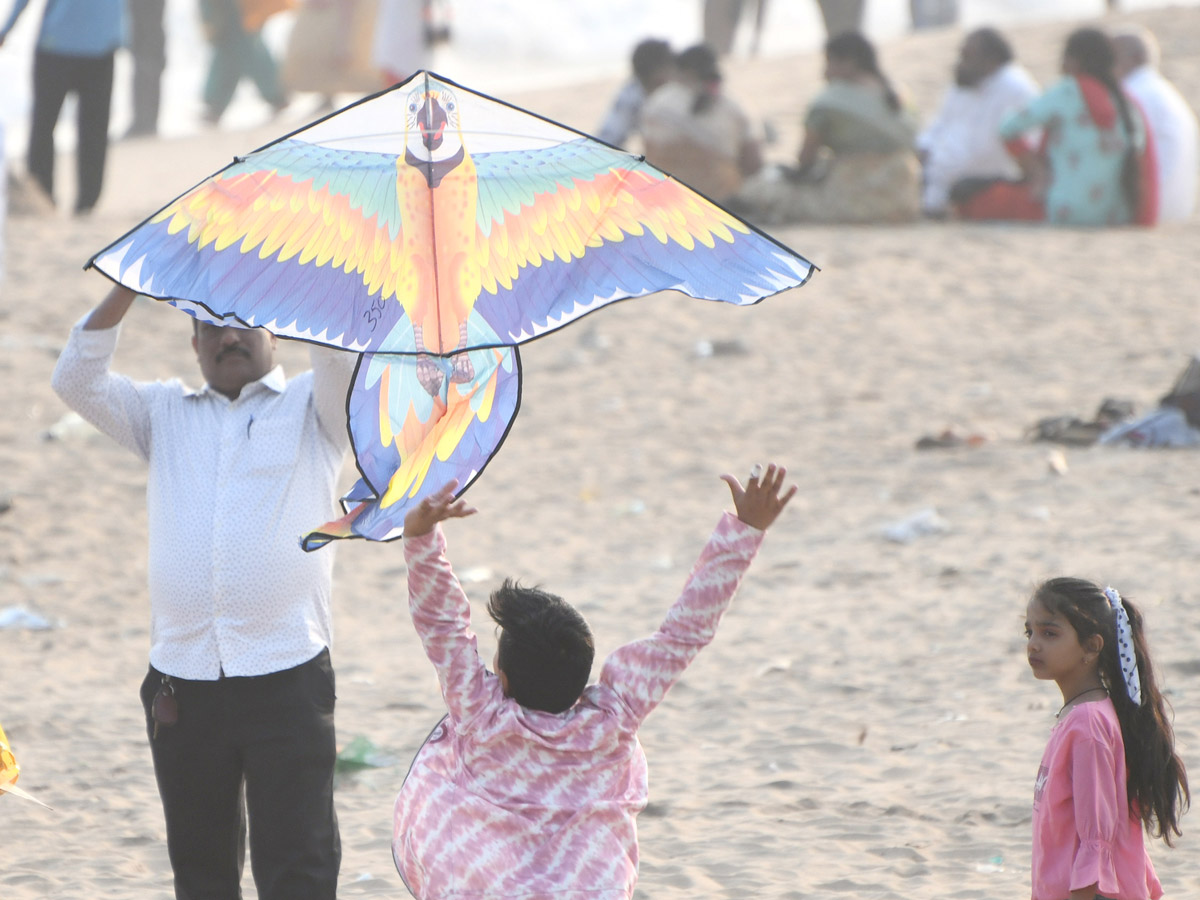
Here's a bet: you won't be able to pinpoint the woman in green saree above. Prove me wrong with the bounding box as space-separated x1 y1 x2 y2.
736 32 921 224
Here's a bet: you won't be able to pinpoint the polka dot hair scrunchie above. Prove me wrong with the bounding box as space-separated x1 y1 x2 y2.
1103 586 1143 705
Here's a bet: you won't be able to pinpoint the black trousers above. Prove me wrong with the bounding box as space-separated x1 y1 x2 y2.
27 49 114 213
140 650 341 900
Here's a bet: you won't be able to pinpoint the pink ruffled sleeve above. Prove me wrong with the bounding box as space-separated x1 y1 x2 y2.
1068 730 1124 895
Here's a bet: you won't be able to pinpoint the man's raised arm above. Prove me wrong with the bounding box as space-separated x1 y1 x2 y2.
83 283 137 330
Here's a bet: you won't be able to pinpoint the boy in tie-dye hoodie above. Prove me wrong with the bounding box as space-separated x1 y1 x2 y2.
394 464 796 900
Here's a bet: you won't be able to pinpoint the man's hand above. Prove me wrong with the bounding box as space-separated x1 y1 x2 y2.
720 463 796 531
84 284 139 330
403 479 477 538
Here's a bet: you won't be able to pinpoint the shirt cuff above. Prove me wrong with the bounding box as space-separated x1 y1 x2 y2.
717 510 765 538
68 316 122 358
1071 839 1120 896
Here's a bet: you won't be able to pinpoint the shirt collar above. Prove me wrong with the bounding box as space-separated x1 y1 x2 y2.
188 365 287 401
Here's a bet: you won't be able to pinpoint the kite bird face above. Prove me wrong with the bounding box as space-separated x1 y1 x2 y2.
405 85 462 162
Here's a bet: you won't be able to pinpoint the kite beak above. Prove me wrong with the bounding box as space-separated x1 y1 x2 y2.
418 96 448 151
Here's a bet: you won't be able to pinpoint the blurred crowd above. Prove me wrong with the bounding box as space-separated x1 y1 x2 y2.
0 0 449 219
0 0 1196 231
610 12 1197 227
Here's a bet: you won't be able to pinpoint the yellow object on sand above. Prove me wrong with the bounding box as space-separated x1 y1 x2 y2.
0 722 52 808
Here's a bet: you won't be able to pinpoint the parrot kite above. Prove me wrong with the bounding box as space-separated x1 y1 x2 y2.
89 72 815 548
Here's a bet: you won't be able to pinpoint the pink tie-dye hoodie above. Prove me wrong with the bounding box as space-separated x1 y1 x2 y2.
394 512 764 900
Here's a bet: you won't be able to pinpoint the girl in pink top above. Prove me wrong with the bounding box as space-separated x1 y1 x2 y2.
394 464 795 900
1024 578 1189 900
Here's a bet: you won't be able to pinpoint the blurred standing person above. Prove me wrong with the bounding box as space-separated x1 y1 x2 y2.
200 0 291 125
125 0 167 138
641 43 763 203
917 28 1039 217
373 0 451 86
909 0 957 30
815 0 863 38
595 38 674 149
0 0 125 215
1113 25 1198 223
995 28 1156 226
735 32 920 224
702 0 768 56
283 0 381 108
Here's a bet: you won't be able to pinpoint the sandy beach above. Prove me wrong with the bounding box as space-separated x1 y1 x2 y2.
3 6 1200 898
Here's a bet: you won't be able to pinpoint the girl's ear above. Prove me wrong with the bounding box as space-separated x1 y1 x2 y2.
1085 633 1105 657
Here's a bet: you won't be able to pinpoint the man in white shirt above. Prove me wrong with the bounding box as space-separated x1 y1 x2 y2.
1114 25 1199 224
52 284 354 900
917 27 1039 216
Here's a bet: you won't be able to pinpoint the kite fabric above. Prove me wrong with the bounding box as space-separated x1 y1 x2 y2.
0 722 51 808
88 71 815 549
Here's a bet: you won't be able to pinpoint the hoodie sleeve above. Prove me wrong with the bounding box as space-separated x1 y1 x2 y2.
598 513 764 727
404 525 500 728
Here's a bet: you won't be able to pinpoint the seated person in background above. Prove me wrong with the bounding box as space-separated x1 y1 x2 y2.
1113 25 1198 224
595 38 675 149
917 27 1039 218
640 43 763 203
1100 354 1200 448
734 31 920 224
965 28 1157 226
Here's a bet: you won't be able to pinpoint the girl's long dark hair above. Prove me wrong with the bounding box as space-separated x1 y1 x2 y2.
825 31 901 113
1063 28 1141 214
1034 578 1189 844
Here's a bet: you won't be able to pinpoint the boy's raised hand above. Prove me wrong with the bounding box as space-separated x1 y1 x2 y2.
403 479 478 538
720 463 797 531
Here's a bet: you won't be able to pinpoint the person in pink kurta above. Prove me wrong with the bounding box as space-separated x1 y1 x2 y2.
1024 578 1188 900
1032 699 1161 900
394 465 796 900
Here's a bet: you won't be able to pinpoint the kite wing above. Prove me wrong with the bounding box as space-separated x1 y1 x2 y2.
468 139 814 346
90 139 415 351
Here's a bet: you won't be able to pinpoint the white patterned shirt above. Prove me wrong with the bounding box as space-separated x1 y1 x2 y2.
51 317 353 679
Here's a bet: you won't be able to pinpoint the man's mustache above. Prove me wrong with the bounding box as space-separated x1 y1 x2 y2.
216 345 251 362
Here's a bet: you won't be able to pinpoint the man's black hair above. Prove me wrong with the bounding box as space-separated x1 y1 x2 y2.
972 27 1014 66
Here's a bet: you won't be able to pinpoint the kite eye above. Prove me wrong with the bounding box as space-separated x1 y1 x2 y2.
446 100 456 113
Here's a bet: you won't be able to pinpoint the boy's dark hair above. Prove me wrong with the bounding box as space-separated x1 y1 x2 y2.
1034 577 1190 844
488 580 594 714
